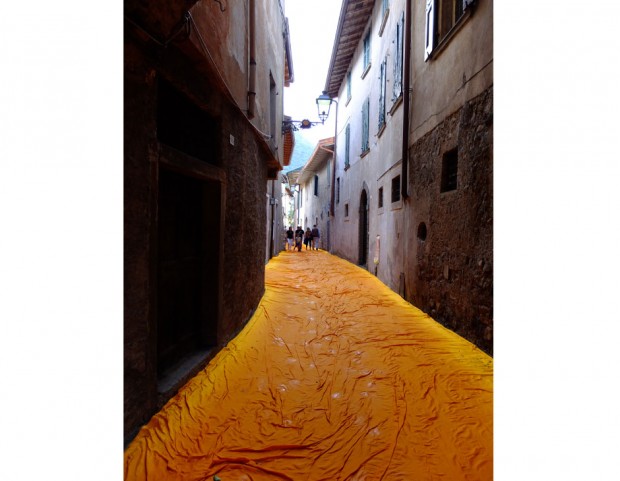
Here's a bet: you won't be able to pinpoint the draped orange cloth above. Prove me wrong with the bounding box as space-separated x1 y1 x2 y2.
125 250 493 480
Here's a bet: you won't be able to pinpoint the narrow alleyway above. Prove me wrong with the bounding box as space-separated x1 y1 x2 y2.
124 249 493 480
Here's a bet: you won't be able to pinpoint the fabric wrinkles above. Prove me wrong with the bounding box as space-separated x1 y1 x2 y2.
125 250 492 481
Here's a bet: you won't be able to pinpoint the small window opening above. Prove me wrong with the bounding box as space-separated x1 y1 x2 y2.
345 203 349 217
441 148 458 192
391 175 401 203
378 187 384 208
417 222 427 241
336 177 341 204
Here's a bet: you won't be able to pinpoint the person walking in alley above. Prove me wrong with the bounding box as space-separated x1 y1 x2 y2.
311 224 320 250
286 226 294 251
295 226 304 252
304 227 313 250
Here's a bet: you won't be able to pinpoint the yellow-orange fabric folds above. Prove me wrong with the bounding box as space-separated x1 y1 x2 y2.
125 250 493 480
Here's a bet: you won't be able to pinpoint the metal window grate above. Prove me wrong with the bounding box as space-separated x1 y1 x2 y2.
391 175 401 202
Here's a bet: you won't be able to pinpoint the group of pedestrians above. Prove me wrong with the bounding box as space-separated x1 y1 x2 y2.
285 225 320 252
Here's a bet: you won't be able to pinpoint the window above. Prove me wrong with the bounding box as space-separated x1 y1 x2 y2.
424 0 435 60
269 72 276 150
344 124 351 168
157 78 219 164
346 71 352 102
314 175 319 196
441 148 458 192
363 30 371 75
378 187 384 208
379 0 390 36
345 203 349 217
425 0 472 60
336 177 341 204
391 175 401 203
392 13 404 102
417 222 428 241
382 0 389 17
378 58 387 131
361 98 370 154
438 0 465 41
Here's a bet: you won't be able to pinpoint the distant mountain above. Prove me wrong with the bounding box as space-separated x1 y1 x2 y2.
284 131 315 173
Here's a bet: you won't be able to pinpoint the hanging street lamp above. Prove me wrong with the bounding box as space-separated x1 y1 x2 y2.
316 91 333 124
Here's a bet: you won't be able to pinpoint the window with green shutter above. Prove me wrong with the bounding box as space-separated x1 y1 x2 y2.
378 58 387 131
392 13 404 102
346 71 352 103
361 98 370 154
363 30 371 72
344 123 351 168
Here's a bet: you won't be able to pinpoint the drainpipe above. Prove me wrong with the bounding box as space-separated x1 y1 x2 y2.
269 179 275 258
248 0 256 120
401 0 412 199
329 100 338 218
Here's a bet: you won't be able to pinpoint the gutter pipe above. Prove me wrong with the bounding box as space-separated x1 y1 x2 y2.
401 0 412 198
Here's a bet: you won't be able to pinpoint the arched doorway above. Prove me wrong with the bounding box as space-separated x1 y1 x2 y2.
358 188 369 266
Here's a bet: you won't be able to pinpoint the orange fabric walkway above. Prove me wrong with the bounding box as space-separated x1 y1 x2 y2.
125 250 493 480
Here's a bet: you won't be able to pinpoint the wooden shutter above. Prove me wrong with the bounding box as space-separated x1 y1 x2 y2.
362 99 369 153
345 124 350 167
346 71 352 101
363 32 371 69
379 59 386 129
424 0 435 61
392 13 403 100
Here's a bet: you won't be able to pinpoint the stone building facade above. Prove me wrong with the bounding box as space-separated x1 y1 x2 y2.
324 0 493 354
124 0 293 443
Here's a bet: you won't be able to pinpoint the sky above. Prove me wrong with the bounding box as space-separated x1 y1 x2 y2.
283 0 343 147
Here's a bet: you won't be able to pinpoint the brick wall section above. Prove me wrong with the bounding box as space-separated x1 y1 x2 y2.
407 87 493 355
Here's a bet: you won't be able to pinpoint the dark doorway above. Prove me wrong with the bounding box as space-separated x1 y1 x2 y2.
358 189 369 266
157 168 220 376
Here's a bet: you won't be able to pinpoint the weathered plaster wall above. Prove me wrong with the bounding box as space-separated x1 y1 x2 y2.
189 1 249 105
410 0 493 143
332 0 407 282
298 151 332 250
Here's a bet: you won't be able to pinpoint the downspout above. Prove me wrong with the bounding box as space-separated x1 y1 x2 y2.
248 0 256 120
401 0 412 199
400 0 413 301
269 180 275 258
329 101 338 218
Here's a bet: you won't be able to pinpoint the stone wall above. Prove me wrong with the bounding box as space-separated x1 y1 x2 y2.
406 87 493 355
124 33 271 443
